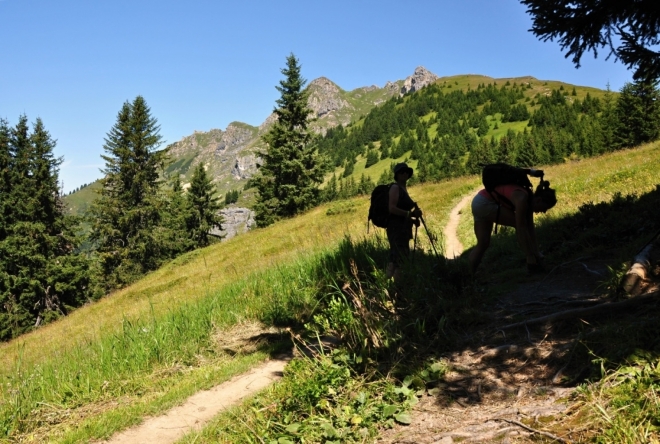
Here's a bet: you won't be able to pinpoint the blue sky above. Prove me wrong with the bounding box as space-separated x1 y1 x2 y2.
1 0 632 193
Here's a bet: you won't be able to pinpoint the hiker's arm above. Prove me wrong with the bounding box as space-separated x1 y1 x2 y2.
510 190 538 263
388 186 408 217
519 167 544 178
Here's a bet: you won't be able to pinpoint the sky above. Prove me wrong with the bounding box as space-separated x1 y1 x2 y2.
1 0 633 193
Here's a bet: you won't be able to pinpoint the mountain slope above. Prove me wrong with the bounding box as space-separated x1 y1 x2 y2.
64 68 610 216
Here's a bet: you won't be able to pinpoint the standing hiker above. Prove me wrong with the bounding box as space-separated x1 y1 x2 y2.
386 162 423 283
469 166 557 273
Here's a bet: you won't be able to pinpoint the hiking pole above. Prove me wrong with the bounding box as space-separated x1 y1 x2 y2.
412 223 418 264
419 215 441 259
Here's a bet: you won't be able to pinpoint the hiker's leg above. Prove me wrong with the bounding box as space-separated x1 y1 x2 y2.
469 220 493 272
527 211 542 259
386 231 401 282
386 262 396 278
498 206 537 265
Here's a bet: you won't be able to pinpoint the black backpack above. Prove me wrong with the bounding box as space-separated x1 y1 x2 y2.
482 163 532 194
368 183 392 229
481 163 533 233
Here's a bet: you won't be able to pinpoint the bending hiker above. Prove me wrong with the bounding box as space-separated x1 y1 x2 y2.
469 166 556 273
386 163 423 283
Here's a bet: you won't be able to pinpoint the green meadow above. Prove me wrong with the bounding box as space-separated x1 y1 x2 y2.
2 142 660 442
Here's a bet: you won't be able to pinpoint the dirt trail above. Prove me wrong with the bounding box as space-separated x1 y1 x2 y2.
376 257 610 443
102 188 607 444
376 187 613 443
443 189 479 258
102 356 290 444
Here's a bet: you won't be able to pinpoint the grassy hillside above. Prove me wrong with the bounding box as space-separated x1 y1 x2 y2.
4 141 660 441
64 74 612 216
63 180 102 215
319 74 614 192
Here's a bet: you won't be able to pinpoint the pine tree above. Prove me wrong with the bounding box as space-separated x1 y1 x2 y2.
521 0 660 80
253 54 325 227
186 163 223 247
614 79 660 148
0 117 91 340
0 120 10 242
89 96 168 289
365 149 380 168
600 83 618 150
161 175 194 257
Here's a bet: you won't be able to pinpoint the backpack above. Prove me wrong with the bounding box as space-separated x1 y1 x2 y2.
481 163 533 233
482 163 532 193
368 183 392 229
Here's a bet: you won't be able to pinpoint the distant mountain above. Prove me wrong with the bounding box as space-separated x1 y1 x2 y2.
64 67 605 216
65 66 437 213
159 70 435 199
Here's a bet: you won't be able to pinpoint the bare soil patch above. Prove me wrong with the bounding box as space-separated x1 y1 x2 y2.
376 258 611 443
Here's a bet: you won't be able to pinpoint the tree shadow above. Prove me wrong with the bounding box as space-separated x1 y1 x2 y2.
299 185 660 409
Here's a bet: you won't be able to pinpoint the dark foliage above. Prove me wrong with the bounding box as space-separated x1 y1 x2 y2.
88 96 169 290
254 54 326 227
0 117 92 340
521 0 660 80
186 163 223 247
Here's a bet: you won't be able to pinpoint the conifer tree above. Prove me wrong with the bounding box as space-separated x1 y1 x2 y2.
600 83 618 149
0 117 91 340
186 163 223 247
614 79 660 148
89 96 168 289
0 120 10 242
253 54 325 227
161 175 194 256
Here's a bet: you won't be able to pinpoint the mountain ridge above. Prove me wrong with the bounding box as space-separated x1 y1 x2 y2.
65 69 608 215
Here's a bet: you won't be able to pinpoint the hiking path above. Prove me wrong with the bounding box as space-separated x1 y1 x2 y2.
103 187 611 444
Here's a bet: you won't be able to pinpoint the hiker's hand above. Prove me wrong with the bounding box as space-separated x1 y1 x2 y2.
411 208 423 218
413 218 421 227
529 168 544 178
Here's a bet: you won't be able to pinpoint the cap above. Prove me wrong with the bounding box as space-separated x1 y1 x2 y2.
393 162 414 177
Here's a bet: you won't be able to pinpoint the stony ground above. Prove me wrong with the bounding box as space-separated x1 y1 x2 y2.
375 256 617 444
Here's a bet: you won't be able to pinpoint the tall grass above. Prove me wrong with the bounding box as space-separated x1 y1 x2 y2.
0 231 471 442
4 142 660 442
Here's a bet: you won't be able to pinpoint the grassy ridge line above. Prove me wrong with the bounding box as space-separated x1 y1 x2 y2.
455 141 660 252
0 176 473 371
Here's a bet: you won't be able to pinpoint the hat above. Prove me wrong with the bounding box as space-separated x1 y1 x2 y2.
393 162 414 177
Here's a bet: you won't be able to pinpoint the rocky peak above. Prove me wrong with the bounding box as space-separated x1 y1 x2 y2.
401 66 439 95
307 77 352 118
215 122 255 156
167 128 224 157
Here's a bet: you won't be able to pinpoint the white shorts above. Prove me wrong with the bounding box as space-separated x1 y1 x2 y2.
471 193 499 223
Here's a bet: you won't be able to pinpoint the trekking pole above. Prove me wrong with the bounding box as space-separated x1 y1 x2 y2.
419 215 441 259
412 223 418 264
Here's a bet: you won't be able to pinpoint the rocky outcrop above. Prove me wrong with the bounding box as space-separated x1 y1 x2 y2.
215 123 255 156
231 154 259 180
258 113 278 134
384 81 400 93
213 207 255 241
167 129 224 157
307 77 352 118
401 66 439 95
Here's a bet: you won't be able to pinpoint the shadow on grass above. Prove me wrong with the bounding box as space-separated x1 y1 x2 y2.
286 185 660 407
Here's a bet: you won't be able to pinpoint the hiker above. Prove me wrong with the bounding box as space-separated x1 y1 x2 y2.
469 168 556 273
386 162 423 283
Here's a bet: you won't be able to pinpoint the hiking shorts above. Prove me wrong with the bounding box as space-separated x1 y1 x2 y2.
387 224 411 265
471 193 499 223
